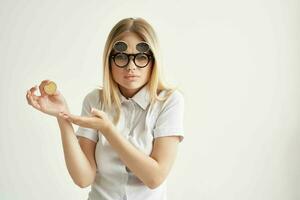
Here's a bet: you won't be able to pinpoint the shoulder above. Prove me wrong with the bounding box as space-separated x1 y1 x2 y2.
169 89 184 102
159 89 184 108
83 88 103 107
85 88 102 99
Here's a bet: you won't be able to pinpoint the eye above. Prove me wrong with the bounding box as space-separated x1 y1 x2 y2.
135 54 149 67
136 54 148 62
114 53 128 66
115 53 127 60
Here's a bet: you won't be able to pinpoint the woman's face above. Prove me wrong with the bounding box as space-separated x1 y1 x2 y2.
110 32 153 98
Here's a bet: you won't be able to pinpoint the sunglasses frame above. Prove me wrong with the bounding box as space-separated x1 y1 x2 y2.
110 52 153 68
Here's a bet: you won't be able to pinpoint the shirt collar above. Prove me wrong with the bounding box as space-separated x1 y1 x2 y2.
118 85 150 110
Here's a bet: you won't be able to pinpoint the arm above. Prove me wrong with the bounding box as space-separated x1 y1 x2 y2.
58 90 184 189
26 81 97 188
101 91 184 189
102 125 180 189
57 116 97 188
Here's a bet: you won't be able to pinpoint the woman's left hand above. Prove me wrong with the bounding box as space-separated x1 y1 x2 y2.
59 107 113 133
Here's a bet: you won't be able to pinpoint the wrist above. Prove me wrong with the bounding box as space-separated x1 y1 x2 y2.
101 122 115 136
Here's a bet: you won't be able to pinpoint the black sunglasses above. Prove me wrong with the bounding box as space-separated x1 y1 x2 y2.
110 52 153 68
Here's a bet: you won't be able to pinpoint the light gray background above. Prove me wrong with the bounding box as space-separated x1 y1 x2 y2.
0 0 299 199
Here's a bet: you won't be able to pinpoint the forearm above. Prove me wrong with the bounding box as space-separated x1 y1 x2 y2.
102 126 161 189
57 117 95 187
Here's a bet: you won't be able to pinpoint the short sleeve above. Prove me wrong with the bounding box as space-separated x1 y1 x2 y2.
75 89 100 143
153 90 185 143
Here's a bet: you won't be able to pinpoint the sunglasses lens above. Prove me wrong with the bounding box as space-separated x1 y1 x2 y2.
112 53 152 68
136 42 150 52
114 41 127 52
135 54 149 67
114 54 128 67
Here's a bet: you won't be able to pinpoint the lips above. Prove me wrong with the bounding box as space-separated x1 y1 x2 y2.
124 75 139 78
124 75 139 81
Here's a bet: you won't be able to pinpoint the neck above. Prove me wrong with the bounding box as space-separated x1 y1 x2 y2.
118 84 147 99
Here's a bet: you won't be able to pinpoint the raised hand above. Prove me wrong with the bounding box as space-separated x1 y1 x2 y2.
26 80 69 117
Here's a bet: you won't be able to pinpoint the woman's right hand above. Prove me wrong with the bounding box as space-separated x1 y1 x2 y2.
26 80 69 117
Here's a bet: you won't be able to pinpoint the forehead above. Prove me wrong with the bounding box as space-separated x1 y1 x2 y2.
114 32 144 53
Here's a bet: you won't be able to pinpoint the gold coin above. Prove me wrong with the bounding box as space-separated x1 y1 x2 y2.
44 81 57 95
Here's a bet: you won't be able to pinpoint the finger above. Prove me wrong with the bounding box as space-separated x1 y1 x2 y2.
28 87 39 101
71 115 89 126
27 89 35 105
29 86 42 104
29 85 38 95
28 90 41 110
32 100 41 110
58 112 70 121
26 90 31 105
91 108 105 118
29 92 41 110
39 79 51 96
62 114 73 123
26 90 37 105
61 113 92 128
53 89 61 96
59 112 77 123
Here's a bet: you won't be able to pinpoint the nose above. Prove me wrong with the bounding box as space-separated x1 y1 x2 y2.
125 56 137 71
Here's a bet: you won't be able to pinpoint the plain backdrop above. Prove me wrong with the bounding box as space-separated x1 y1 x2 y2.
0 0 299 199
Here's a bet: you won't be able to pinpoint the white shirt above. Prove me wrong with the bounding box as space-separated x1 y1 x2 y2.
75 85 184 200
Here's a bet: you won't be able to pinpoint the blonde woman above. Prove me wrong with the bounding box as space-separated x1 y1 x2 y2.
26 17 184 200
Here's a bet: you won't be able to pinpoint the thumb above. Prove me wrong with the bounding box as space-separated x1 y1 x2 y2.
91 107 101 116
53 89 61 96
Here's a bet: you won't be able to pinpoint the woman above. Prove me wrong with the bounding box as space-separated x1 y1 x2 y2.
26 17 184 200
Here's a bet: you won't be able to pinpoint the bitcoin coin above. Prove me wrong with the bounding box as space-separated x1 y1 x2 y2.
44 81 57 95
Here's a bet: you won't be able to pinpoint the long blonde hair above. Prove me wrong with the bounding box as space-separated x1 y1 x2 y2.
97 17 179 125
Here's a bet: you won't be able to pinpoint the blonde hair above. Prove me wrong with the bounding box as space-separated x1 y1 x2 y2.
97 17 179 125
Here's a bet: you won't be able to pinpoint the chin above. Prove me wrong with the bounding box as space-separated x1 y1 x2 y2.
120 82 146 89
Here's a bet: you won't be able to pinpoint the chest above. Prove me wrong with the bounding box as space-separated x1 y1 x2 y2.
98 101 160 156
